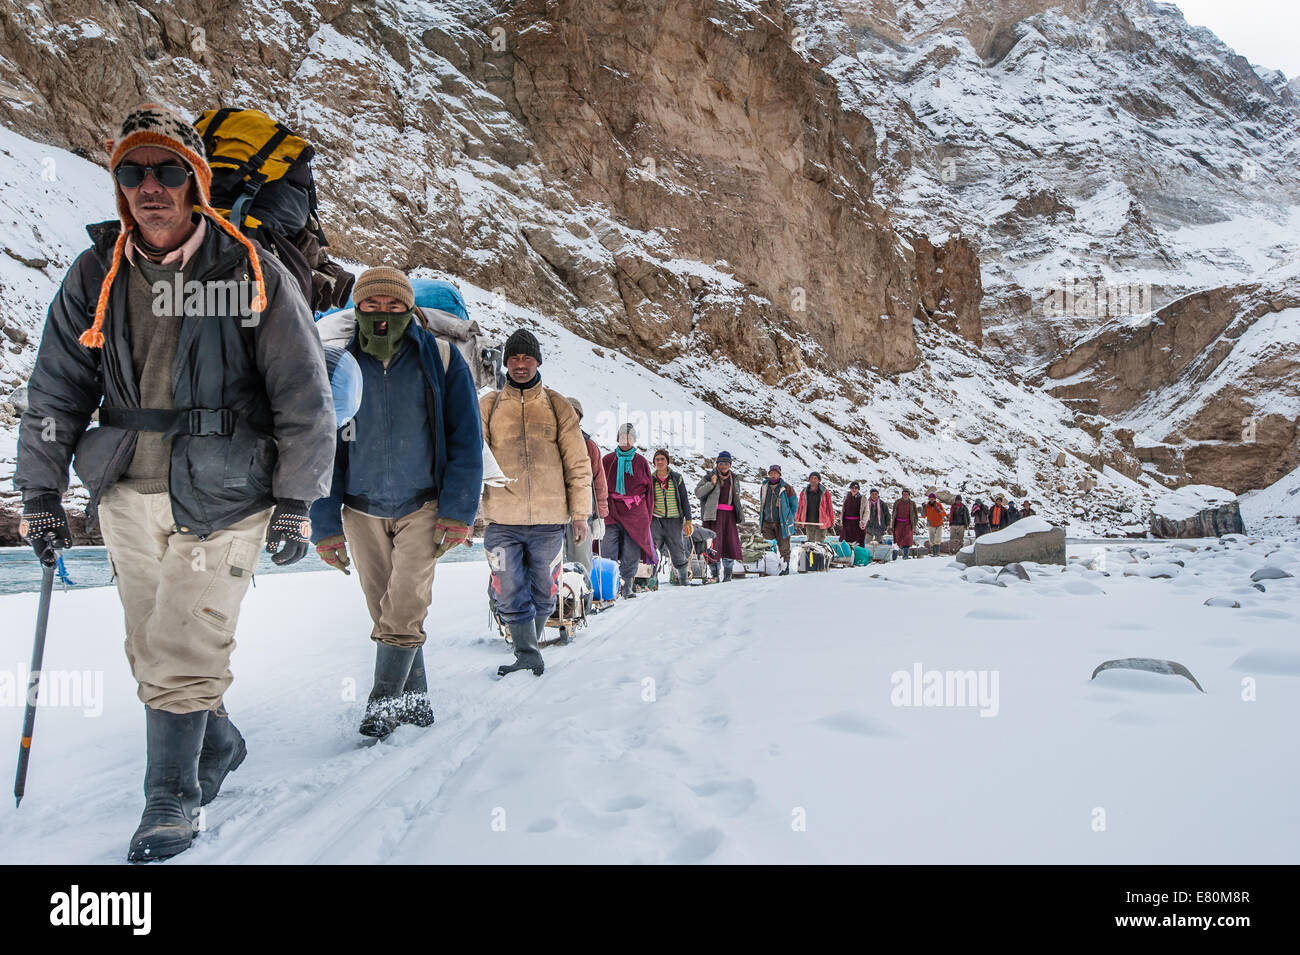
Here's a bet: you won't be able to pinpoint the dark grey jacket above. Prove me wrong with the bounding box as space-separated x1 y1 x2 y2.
14 218 335 538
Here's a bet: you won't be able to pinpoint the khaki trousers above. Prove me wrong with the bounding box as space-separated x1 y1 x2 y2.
98 485 271 714
342 501 440 648
950 525 967 549
804 526 827 543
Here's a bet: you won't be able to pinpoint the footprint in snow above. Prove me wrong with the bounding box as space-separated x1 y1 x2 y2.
815 711 900 739
965 607 1034 620
667 826 725 864
1230 649 1300 676
604 795 647 813
687 777 757 817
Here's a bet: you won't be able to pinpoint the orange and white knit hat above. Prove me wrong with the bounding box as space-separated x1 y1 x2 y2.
82 103 268 348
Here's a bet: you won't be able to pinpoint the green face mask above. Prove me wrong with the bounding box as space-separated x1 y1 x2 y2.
356 308 414 361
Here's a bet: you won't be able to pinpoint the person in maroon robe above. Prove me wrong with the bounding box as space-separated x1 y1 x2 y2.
695 450 745 581
892 489 920 557
840 481 866 546
601 423 656 598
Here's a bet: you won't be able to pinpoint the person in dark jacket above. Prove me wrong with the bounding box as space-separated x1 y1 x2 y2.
13 105 335 863
1021 500 1036 519
696 451 744 581
759 464 798 574
892 489 921 557
988 494 1011 532
310 267 483 740
1007 500 1022 524
649 449 693 585
862 488 890 541
840 481 866 546
948 494 970 552
971 498 991 537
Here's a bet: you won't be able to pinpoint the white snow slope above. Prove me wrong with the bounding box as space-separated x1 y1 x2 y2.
1 533 1297 864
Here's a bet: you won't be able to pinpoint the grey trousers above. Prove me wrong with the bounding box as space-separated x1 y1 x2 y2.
651 515 689 575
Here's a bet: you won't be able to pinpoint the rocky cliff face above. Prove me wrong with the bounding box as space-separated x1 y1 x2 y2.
1043 269 1300 493
0 0 983 383
791 0 1300 493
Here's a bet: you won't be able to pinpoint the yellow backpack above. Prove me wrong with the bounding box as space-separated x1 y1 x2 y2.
193 108 354 311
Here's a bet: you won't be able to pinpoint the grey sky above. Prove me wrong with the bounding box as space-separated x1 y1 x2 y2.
1173 0 1300 78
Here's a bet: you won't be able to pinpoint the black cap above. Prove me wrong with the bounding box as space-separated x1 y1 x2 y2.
503 328 542 365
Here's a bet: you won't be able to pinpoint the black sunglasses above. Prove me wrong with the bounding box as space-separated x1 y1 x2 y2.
113 163 193 189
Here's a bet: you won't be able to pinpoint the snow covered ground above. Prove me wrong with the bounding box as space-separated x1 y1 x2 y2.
2 534 1297 864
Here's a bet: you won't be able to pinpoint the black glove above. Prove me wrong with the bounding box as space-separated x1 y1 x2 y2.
21 492 71 566
265 499 312 566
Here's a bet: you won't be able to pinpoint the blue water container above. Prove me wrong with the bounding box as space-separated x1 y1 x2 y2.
592 557 619 601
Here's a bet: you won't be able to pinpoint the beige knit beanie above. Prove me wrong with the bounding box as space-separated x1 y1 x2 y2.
353 267 415 310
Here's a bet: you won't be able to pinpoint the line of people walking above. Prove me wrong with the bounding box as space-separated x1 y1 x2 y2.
10 102 1040 865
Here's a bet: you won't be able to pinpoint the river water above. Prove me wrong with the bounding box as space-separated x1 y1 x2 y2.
0 542 486 597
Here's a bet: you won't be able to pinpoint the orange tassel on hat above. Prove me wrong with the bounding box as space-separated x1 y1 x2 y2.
79 104 268 348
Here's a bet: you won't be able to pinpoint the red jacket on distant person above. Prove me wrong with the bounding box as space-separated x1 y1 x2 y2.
586 436 609 518
796 486 835 529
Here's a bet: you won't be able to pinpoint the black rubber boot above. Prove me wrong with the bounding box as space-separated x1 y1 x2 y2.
127 708 207 863
396 646 435 728
621 577 637 598
722 561 734 582
360 643 418 739
198 705 246 806
498 620 544 677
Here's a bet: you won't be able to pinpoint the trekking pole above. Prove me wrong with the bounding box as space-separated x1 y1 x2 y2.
14 546 59 807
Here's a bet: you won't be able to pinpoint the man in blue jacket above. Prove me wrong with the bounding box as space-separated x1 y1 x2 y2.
310 268 483 739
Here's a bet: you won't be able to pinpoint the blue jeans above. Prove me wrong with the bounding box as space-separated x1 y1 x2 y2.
484 523 565 625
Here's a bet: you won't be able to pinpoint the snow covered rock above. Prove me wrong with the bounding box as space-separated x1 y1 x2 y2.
1149 485 1246 538
996 562 1031 582
1249 566 1294 582
956 516 1066 567
1203 597 1241 608
1123 562 1181 579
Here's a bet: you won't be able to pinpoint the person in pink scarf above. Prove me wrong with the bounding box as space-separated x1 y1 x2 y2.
601 423 656 598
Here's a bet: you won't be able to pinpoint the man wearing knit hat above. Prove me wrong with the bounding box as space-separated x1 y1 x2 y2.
923 491 947 557
309 267 483 738
758 464 798 574
695 451 744 580
480 328 592 676
14 103 336 863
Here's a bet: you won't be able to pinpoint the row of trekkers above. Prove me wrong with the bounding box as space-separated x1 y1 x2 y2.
840 487 1035 558
9 102 1038 863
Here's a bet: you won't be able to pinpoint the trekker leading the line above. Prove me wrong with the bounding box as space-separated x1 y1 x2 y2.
13 104 335 863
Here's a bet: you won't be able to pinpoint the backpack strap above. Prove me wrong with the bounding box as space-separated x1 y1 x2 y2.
435 337 451 373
